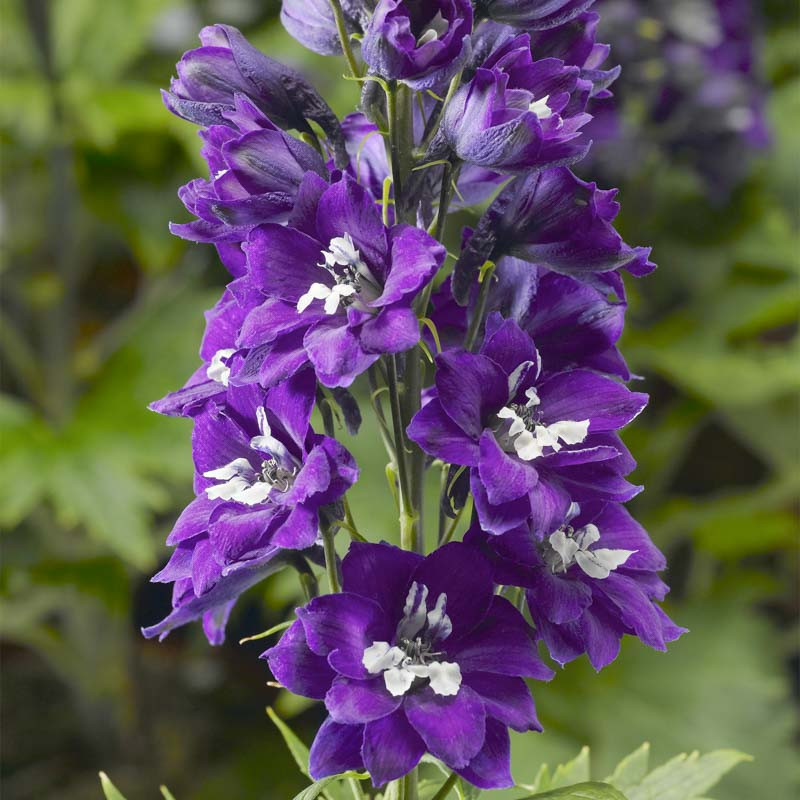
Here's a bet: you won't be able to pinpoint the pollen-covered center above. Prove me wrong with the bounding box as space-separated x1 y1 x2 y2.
496 386 590 461
362 581 462 698
296 232 381 315
203 407 298 506
543 503 636 579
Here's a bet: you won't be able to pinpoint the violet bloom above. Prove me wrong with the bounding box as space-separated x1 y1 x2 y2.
530 11 620 101
264 541 553 788
362 0 473 90
235 175 445 388
477 0 598 30
467 501 687 670
437 33 590 173
407 315 646 536
452 166 654 304
143 372 359 643
164 24 346 166
281 0 366 56
428 267 629 378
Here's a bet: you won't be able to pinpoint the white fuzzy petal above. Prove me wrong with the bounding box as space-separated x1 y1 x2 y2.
549 529 579 569
383 666 416 697
427 661 462 697
297 283 331 313
548 419 590 446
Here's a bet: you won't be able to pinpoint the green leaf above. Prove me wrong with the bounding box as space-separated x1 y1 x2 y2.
292 772 369 800
624 750 752 800
519 747 591 793
159 788 177 800
518 781 627 799
266 707 311 778
98 772 129 800
605 743 650 792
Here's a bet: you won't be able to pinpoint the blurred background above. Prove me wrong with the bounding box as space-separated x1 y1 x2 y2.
1 1 798 798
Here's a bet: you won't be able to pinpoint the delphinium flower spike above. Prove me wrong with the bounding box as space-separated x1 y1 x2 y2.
144 7 684 794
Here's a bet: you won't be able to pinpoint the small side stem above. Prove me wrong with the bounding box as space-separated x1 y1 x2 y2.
327 0 361 78
464 263 496 351
430 772 458 800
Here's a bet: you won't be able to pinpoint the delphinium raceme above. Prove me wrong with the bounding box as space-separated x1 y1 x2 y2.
144 3 686 795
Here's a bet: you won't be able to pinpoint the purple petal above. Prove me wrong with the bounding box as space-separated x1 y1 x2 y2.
363 709 425 786
341 541 423 619
408 542 494 639
325 676 402 724
304 318 378 388
309 717 365 779
359 305 420 354
537 370 648 432
245 223 325 302
405 685 486 769
407 397 481 466
463 672 541 732
447 596 554 680
471 471 533 535
435 350 508 439
262 619 335 699
315 176 388 277
455 718 514 789
373 225 444 307
298 593 391 678
478 431 538 505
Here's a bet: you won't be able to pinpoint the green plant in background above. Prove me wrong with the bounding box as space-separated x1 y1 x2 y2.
0 1 797 799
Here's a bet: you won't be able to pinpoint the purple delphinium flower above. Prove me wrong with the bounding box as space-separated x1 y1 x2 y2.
428 267 629 379
452 166 654 304
466 501 687 669
170 111 330 245
234 174 445 388
362 0 474 90
477 0 598 30
264 541 553 788
408 315 646 536
143 371 358 643
163 24 347 166
435 33 591 173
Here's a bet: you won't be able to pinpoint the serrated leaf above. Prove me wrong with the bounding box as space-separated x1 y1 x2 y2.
625 750 752 800
605 743 650 791
518 781 627 799
551 747 591 788
292 772 369 800
98 772 128 800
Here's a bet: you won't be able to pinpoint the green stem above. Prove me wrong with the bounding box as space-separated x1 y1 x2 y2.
327 0 361 78
464 263 496 351
322 523 341 593
386 84 405 220
386 355 417 551
404 768 420 800
404 347 425 554
347 777 366 800
430 772 458 800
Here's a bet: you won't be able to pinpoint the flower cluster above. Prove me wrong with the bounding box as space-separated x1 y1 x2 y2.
144 2 686 792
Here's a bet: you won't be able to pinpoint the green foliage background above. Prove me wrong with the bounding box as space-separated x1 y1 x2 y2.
1 1 797 798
